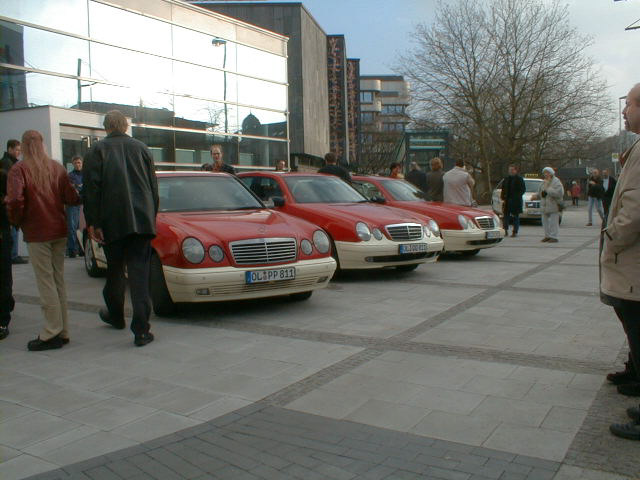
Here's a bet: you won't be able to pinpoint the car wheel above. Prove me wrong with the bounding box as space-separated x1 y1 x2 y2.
396 264 419 272
461 249 480 256
149 254 176 316
84 236 105 277
289 291 313 301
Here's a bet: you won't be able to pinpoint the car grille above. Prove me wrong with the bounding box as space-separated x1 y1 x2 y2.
475 216 496 230
385 223 423 241
230 238 297 265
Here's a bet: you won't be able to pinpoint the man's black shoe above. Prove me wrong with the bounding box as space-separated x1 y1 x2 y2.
12 256 28 265
627 406 640 422
134 332 154 347
0 326 8 340
61 337 70 345
617 383 640 397
610 421 640 440
68 253 77 258
27 335 64 351
607 369 637 385
99 308 125 330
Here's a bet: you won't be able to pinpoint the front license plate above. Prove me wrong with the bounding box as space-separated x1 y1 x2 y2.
486 230 502 239
246 267 296 284
399 243 429 254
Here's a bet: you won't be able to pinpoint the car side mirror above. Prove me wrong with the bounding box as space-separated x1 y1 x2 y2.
272 196 285 207
371 196 386 204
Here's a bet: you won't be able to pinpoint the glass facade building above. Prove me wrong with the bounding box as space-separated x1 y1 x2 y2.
0 0 289 169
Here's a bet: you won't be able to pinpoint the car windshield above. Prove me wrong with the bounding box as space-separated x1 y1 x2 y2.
158 176 264 212
284 176 367 203
524 179 542 192
379 179 425 201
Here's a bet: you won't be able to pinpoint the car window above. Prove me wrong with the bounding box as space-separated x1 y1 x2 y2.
240 176 283 207
284 176 367 204
352 181 382 200
379 179 424 201
158 176 264 212
524 179 542 192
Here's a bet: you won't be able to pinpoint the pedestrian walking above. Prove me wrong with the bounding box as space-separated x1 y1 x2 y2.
500 164 526 237
318 152 352 183
6 130 80 350
586 168 605 226
443 159 475 206
425 157 445 202
570 181 581 206
66 155 83 258
405 162 427 193
210 144 235 175
389 162 404 179
0 140 27 265
603 84 640 440
602 168 617 218
0 161 14 340
83 110 159 347
537 167 564 243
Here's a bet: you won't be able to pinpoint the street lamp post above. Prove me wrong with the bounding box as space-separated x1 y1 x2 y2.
212 38 228 134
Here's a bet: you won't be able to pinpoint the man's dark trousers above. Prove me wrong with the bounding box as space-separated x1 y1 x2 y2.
103 234 153 335
503 212 520 234
0 228 15 327
615 300 640 379
66 205 81 255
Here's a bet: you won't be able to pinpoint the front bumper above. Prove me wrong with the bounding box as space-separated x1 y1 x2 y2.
334 236 444 270
442 228 505 252
163 257 337 303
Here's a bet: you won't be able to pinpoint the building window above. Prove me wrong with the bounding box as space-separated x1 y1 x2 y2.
382 123 405 132
360 91 374 104
381 104 406 115
360 112 375 124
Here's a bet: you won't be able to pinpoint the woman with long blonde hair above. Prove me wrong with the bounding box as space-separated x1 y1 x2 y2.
6 130 80 351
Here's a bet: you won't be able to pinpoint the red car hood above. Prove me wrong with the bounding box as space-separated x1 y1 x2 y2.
159 209 312 243
292 203 430 228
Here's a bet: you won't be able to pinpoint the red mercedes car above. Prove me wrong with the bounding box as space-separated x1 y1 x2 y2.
237 172 444 271
351 176 504 255
83 172 337 315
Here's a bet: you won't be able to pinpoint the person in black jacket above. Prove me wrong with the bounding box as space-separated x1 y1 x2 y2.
405 162 428 194
602 168 617 218
0 165 15 340
83 110 159 347
318 152 351 183
0 140 27 265
586 168 605 226
500 164 526 237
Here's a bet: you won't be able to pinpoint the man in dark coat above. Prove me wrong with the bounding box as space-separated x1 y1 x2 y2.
425 157 445 201
318 152 351 183
586 168 605 226
0 164 15 340
405 162 428 193
602 168 617 218
83 110 159 347
501 164 526 237
0 140 27 264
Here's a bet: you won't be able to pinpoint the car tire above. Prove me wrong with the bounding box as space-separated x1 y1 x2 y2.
461 249 480 256
84 236 105 278
289 291 313 301
149 254 176 316
396 264 420 272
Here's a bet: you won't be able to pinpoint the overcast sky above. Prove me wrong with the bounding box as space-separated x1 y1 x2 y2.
281 0 639 135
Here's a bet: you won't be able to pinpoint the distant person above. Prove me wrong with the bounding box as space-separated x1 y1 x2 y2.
602 168 617 218
570 181 581 206
537 167 564 243
405 162 427 193
0 139 27 264
83 110 159 347
425 157 445 201
500 164 526 237
389 162 404 179
66 155 83 258
210 145 235 175
604 83 640 441
586 168 605 226
275 159 287 171
318 152 351 183
443 159 475 206
6 130 80 350
0 154 14 340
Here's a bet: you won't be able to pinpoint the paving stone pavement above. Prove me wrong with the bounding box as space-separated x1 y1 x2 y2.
1 207 638 479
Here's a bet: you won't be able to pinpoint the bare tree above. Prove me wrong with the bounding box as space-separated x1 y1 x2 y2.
357 132 403 174
399 0 611 201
